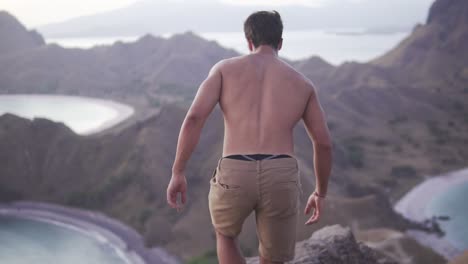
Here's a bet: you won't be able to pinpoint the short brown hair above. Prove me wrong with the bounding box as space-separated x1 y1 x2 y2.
244 10 283 49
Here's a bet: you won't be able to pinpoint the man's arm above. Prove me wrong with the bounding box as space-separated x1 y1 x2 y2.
171 62 223 174
301 82 333 224
167 62 223 210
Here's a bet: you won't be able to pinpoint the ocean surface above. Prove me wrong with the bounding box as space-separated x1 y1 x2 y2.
0 215 129 264
0 94 134 135
46 29 409 65
425 181 468 250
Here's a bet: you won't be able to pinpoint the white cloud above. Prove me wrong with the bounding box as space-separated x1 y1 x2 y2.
220 0 327 7
346 0 366 3
219 0 370 7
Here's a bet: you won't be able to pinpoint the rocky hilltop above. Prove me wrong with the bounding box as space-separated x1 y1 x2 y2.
0 11 44 56
0 0 466 262
373 0 468 87
246 225 445 264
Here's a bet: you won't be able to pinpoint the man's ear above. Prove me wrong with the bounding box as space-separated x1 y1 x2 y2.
277 38 283 51
247 38 254 52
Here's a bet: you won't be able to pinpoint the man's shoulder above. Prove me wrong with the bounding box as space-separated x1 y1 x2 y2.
219 55 248 66
277 59 315 89
212 55 249 73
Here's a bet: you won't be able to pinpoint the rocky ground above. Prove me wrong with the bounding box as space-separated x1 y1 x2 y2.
247 225 396 264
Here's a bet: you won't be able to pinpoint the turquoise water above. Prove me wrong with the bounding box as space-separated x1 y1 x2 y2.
425 181 468 250
0 95 133 135
0 215 128 264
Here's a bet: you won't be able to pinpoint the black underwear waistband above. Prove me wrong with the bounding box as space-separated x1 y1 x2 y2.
223 153 292 161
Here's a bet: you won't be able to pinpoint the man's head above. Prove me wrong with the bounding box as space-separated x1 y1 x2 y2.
244 10 283 52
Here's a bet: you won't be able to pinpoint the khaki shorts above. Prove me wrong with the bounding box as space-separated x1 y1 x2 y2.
208 155 301 262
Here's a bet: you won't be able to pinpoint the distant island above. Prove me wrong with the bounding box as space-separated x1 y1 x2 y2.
37 0 424 38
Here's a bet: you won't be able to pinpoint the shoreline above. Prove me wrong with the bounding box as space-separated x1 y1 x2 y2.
0 201 179 264
76 95 135 135
394 167 468 259
0 94 135 135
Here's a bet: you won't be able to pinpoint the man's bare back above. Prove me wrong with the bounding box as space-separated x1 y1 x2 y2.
218 49 313 157
168 45 331 209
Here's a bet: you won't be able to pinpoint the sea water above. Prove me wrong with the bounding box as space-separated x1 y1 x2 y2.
0 215 128 264
46 29 408 65
425 181 468 250
200 30 408 64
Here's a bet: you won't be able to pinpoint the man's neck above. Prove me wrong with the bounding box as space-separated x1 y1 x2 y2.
252 45 278 57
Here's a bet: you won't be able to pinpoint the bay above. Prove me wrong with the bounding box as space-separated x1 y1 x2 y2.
0 215 129 264
0 94 134 135
425 181 468 250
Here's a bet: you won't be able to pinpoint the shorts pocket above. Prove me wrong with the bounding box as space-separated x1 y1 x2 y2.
208 168 244 238
209 168 240 202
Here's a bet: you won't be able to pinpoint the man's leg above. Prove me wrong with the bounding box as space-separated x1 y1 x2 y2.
216 231 246 264
256 160 300 263
260 257 282 264
208 157 257 264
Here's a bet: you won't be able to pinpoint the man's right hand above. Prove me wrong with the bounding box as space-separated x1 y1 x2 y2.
166 174 188 212
304 191 324 225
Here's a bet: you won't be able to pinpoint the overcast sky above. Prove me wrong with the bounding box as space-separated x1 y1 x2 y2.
1 0 433 28
1 0 138 27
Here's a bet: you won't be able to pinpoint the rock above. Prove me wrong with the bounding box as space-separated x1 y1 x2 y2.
356 228 446 264
246 225 396 264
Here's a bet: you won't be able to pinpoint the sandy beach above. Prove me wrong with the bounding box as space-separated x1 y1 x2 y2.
0 201 179 264
394 167 468 259
75 95 135 135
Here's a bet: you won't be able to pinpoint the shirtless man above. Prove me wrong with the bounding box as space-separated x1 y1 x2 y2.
167 11 332 264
